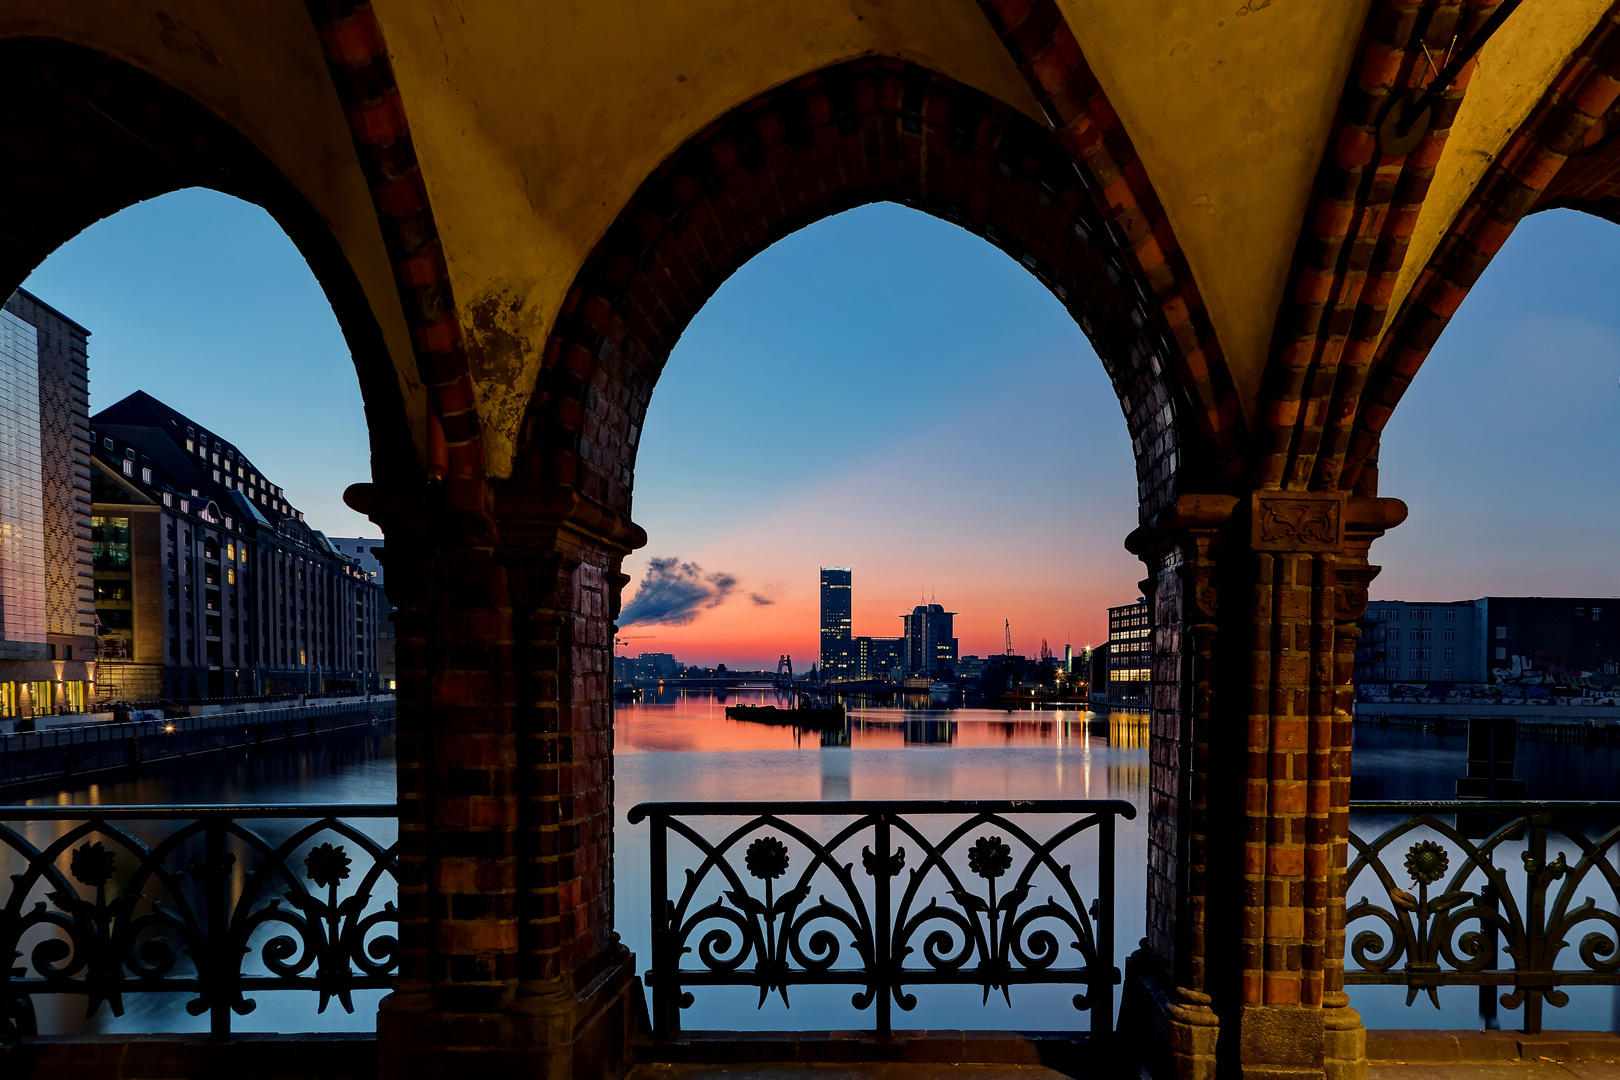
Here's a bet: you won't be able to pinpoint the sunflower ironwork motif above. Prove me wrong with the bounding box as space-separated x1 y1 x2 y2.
305 843 353 889
69 841 118 888
745 837 790 881
968 836 1013 880
1404 840 1448 886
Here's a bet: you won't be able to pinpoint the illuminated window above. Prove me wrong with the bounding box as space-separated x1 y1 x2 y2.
228 569 236 585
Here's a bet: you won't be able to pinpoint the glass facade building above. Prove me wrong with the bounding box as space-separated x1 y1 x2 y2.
0 289 96 721
0 308 47 651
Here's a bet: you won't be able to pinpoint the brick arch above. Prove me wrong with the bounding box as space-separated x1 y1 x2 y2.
0 35 418 477
1338 5 1620 491
520 57 1245 529
1255 0 1506 495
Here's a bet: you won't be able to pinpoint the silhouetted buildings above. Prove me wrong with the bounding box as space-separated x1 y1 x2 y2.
856 634 905 681
89 391 387 701
0 290 95 718
902 603 958 679
819 566 853 680
615 652 681 681
818 567 958 682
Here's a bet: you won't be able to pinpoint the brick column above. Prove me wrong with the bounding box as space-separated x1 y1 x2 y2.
1119 493 1403 1080
350 480 642 1080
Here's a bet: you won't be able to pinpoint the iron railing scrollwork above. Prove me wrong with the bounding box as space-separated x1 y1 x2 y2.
0 805 399 1038
1346 800 1620 1033
628 799 1134 1036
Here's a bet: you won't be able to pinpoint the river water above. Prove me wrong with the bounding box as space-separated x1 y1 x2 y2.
6 692 1618 1035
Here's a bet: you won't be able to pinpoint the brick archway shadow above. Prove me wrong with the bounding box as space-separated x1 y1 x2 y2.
0 36 417 471
519 57 1245 529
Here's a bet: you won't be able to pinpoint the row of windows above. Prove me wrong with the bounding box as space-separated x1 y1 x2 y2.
1374 607 1459 622
1365 666 1457 680
1382 628 1458 641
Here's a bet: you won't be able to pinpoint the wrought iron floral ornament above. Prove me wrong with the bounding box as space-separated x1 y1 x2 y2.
721 836 811 1007
1346 800 1620 1033
269 841 381 1014
1384 840 1474 1006
42 841 138 1018
0 805 400 1036
630 799 1134 1037
949 836 1026 1004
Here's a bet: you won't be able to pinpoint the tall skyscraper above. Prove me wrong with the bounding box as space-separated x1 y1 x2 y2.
0 289 95 719
902 603 958 679
819 566 852 680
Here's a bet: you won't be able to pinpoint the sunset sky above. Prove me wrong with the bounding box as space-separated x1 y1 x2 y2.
21 193 1620 670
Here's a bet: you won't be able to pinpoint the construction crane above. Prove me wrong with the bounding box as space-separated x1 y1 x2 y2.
614 634 657 647
1002 619 1018 694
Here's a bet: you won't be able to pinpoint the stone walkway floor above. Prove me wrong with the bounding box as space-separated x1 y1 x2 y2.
629 1065 1620 1080
1370 1063 1620 1079
628 1068 1084 1079
628 1059 1620 1079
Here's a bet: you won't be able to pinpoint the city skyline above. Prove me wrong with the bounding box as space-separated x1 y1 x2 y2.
20 196 1620 670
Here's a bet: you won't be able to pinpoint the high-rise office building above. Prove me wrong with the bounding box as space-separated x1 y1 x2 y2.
902 603 958 679
0 290 96 719
819 566 853 680
89 391 387 701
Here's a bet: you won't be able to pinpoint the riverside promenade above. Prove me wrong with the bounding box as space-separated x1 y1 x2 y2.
0 697 394 790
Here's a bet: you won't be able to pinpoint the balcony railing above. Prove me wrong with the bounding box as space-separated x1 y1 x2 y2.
3 798 1614 1042
628 799 1134 1037
1346 800 1620 1033
0 805 398 1038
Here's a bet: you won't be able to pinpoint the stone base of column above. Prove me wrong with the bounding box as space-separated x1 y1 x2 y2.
1236 1004 1327 1080
1322 1003 1367 1080
1117 951 1219 1080
377 948 639 1080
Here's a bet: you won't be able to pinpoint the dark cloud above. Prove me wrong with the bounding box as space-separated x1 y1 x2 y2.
620 558 738 627
750 592 775 606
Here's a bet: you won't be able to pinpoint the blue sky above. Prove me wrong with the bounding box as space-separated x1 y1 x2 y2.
20 190 1620 666
23 190 372 536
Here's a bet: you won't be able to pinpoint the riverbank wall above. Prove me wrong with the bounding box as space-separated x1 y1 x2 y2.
1353 706 1620 745
0 699 395 789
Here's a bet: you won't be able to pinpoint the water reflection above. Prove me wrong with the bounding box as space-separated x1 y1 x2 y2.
613 692 1153 1030
3 729 398 1036
9 702 1618 1034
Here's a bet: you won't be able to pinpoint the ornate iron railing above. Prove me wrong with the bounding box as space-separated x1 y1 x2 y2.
0 805 398 1038
628 799 1134 1036
1346 800 1620 1032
